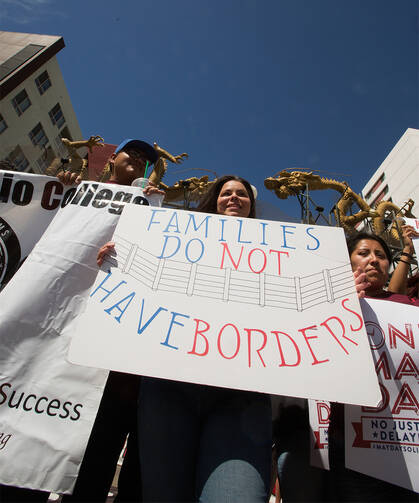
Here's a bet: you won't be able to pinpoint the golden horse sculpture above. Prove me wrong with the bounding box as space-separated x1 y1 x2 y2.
264 170 416 245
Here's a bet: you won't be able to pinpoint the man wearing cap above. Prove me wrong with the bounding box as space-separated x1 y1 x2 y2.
57 138 159 188
1 138 162 503
59 138 162 503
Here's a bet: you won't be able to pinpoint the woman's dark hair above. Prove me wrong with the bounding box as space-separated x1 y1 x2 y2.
346 232 392 263
197 175 256 218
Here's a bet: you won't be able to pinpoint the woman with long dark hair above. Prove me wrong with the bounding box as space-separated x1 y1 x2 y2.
137 175 272 503
329 232 418 502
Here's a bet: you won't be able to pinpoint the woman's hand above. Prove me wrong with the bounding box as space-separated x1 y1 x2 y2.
353 267 370 299
97 241 115 267
401 224 418 254
143 181 165 197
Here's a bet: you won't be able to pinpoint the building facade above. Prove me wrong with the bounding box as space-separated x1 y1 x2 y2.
0 31 83 174
361 128 419 216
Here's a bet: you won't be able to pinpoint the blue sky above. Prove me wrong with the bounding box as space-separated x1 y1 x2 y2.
1 0 418 220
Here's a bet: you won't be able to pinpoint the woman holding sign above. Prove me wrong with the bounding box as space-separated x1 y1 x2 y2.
329 232 418 502
137 176 272 503
349 232 418 306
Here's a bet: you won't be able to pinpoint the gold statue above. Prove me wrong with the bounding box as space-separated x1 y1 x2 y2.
46 136 104 179
148 142 188 187
265 170 416 245
46 135 214 203
159 176 214 202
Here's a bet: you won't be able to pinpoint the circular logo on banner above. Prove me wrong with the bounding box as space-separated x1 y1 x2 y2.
0 217 22 289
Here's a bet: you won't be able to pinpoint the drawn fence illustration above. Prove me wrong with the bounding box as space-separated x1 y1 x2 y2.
104 236 355 311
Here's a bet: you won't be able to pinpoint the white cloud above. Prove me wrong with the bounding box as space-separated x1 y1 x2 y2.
1 0 52 10
0 0 61 24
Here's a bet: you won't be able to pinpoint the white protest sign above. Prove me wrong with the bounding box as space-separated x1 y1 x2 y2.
309 399 330 470
0 171 76 289
345 298 419 493
0 178 163 494
404 218 419 259
69 204 381 406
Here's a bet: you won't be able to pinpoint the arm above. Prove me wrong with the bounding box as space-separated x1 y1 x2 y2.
388 225 418 294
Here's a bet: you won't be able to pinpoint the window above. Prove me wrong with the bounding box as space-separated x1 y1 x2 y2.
29 122 49 148
371 185 389 206
0 114 7 134
365 173 385 200
7 146 30 172
35 70 52 95
49 103 65 128
12 89 31 116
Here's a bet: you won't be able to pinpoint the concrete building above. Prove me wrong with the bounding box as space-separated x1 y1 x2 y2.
0 31 83 174
362 128 419 216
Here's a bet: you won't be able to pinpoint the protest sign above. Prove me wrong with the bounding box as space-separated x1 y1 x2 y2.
309 399 330 470
0 174 163 494
69 204 381 406
404 217 419 259
0 171 76 289
345 298 419 493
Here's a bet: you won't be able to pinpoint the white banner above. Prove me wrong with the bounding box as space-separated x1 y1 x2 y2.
0 174 162 494
345 298 419 493
309 399 330 470
69 204 381 406
0 171 77 289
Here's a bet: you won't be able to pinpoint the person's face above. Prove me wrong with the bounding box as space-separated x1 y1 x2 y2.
350 239 390 292
216 180 251 218
110 149 150 185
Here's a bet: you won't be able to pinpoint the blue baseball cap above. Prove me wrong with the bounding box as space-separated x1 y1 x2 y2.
115 138 158 164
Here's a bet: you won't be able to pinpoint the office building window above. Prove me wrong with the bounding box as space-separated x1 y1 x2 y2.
12 89 31 116
365 173 385 200
35 70 52 95
49 103 65 128
7 146 30 172
371 185 389 206
29 122 49 148
0 114 7 134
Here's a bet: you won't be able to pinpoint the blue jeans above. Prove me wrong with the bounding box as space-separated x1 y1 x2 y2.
138 378 272 502
273 398 329 502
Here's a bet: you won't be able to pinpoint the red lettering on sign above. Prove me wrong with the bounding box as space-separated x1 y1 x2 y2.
269 249 289 275
394 353 419 380
220 243 244 270
188 319 210 356
217 323 241 360
388 323 415 349
272 331 301 367
299 325 329 365
245 328 267 368
374 352 391 380
392 383 419 415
